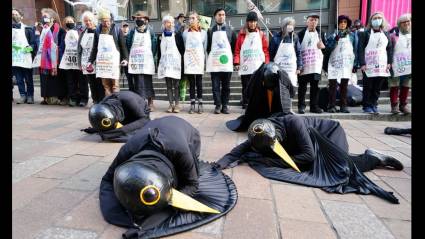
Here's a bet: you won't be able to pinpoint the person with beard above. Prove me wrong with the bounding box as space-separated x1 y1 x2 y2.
78 10 105 104
87 8 129 96
83 90 150 142
324 15 358 113
12 8 36 104
206 8 237 114
126 11 157 111
59 16 89 107
216 115 404 204
32 8 67 105
234 11 270 109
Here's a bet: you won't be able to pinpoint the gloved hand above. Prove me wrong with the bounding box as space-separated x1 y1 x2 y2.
81 127 98 134
24 46 33 53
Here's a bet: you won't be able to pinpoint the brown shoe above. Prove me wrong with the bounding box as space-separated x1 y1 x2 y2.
166 104 173 113
173 104 180 113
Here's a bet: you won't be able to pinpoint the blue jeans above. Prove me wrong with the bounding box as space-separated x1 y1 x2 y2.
12 66 34 97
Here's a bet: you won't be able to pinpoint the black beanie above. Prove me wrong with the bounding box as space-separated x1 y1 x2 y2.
246 11 258 22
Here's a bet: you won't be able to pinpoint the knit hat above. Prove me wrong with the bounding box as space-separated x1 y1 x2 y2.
246 11 258 22
97 8 111 20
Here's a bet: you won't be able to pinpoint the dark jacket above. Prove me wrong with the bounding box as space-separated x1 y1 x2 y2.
77 28 96 68
324 30 359 70
156 31 185 66
206 24 237 54
126 27 158 58
58 28 79 66
358 29 393 66
269 31 303 70
88 23 129 64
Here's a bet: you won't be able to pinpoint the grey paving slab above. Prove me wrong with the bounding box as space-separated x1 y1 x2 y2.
313 188 363 204
321 200 395 239
12 139 63 162
34 227 98 239
231 165 272 200
35 154 101 179
13 156 65 183
58 161 110 191
279 218 337 239
380 177 411 203
382 218 411 239
193 217 224 236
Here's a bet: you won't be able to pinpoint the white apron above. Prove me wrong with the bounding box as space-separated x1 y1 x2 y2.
184 31 205 74
327 35 355 82
392 33 411 77
80 31 96 75
300 31 323 75
206 30 233 72
32 26 50 68
364 30 390 77
158 33 181 79
95 34 120 80
128 30 155 75
274 36 298 86
12 24 33 69
59 29 79 70
239 31 265 76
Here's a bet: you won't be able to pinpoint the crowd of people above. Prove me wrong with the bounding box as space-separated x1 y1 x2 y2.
12 7 411 115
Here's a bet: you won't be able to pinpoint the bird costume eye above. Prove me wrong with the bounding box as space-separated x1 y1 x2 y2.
101 118 112 128
140 185 161 205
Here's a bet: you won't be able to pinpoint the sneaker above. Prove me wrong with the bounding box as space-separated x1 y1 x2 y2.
221 105 229 114
363 107 374 114
167 104 173 113
189 102 195 114
214 105 221 114
16 96 26 104
173 104 181 113
26 96 34 104
197 102 203 114
372 105 379 115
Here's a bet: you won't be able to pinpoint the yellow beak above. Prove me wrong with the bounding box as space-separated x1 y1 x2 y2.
116 122 123 129
169 188 220 214
272 139 301 173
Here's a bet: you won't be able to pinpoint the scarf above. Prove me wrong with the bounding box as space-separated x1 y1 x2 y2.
40 23 59 70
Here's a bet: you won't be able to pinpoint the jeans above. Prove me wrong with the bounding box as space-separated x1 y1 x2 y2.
12 66 34 97
165 77 180 104
211 72 231 106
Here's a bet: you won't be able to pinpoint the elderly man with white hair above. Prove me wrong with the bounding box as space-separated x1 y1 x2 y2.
389 13 411 115
78 10 104 104
157 15 185 113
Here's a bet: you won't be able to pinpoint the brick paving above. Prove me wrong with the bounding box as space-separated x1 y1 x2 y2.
12 88 411 239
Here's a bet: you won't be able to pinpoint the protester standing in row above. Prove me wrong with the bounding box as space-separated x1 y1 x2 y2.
358 12 392 114
297 13 326 114
325 15 358 113
389 13 411 115
32 8 67 105
120 21 135 93
207 8 237 114
88 8 128 96
126 11 157 111
157 15 184 113
234 11 269 109
182 11 208 114
78 11 104 104
12 8 36 104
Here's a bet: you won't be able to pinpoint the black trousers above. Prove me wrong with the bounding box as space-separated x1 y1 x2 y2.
298 73 320 109
188 74 203 101
362 74 386 108
211 72 232 106
133 74 146 98
65 69 88 103
143 74 155 99
123 66 135 92
165 77 180 104
86 74 105 103
328 78 349 108
241 74 252 105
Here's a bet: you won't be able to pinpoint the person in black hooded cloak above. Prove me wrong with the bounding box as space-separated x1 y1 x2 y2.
99 116 237 239
226 62 294 132
82 90 151 142
216 115 404 204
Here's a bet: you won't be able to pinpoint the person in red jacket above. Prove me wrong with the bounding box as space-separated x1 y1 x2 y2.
234 11 269 109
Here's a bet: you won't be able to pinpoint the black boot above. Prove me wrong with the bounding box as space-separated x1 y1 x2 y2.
197 101 203 114
384 127 411 135
365 149 404 170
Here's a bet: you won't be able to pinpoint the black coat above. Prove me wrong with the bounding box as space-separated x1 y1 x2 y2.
226 63 294 132
84 91 151 142
218 115 399 204
99 116 237 238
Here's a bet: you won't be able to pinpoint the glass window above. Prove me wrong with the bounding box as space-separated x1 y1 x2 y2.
160 0 188 18
191 0 224 17
258 0 291 12
130 0 158 19
294 0 329 11
225 0 251 15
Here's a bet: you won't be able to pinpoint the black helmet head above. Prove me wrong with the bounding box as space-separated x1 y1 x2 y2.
113 160 172 216
88 104 117 131
248 119 277 152
263 62 280 90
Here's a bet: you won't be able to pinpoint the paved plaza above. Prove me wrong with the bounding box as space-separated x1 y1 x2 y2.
12 89 411 239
